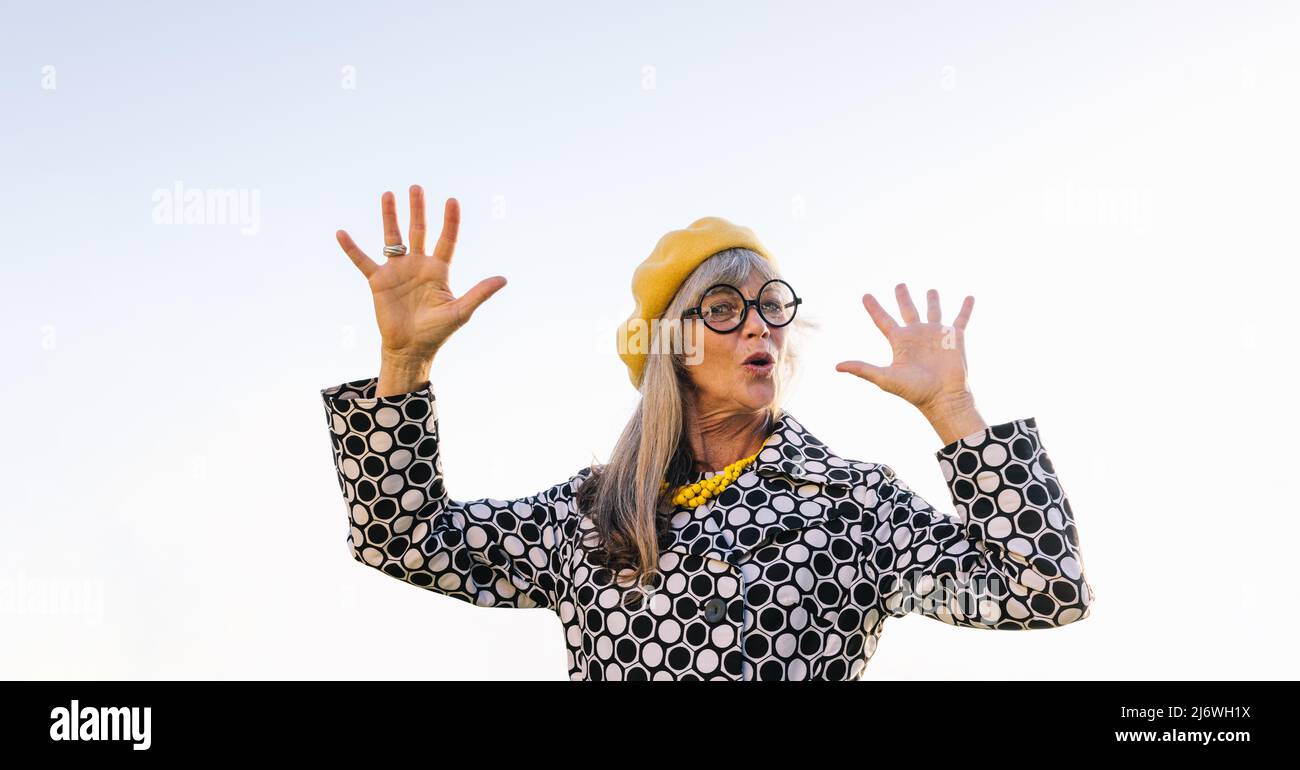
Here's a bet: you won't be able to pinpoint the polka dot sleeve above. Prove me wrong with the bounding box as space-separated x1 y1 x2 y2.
321 376 588 611
870 418 1096 629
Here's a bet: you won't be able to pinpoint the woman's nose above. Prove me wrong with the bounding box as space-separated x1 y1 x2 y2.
742 306 772 336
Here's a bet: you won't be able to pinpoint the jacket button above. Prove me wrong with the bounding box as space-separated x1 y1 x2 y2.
703 597 727 623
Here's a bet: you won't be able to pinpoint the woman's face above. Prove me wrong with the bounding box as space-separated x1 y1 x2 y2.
683 274 786 414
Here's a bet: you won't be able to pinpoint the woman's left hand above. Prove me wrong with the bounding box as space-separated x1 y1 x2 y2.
836 283 978 418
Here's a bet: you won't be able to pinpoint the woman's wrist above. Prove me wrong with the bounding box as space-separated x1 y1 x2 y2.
377 350 434 397
919 392 988 447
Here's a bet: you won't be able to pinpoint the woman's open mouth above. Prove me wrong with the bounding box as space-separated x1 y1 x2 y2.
741 352 774 376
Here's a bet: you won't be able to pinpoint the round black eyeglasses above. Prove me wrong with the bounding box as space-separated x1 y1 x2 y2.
682 278 802 334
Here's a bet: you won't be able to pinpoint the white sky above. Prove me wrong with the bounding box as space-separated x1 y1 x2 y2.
2 0 1296 679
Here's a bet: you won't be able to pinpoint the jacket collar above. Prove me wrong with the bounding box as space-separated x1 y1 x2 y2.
659 409 859 565
750 409 857 489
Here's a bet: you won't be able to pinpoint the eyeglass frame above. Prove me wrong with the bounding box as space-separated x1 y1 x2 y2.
681 278 803 334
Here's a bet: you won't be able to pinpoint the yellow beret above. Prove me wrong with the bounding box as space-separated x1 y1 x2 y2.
616 216 777 390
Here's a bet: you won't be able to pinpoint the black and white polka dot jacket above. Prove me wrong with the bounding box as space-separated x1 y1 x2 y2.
322 376 1095 681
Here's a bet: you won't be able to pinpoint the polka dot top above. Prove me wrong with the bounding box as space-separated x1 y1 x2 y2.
321 376 1096 681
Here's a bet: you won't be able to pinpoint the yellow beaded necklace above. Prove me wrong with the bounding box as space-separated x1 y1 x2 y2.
659 449 763 509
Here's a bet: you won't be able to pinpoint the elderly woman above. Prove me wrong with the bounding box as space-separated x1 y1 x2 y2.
323 185 1096 681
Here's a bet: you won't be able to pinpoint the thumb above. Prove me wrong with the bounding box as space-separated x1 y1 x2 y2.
835 360 887 387
454 275 508 323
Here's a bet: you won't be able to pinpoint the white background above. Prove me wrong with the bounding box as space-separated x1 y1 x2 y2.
2 1 1296 679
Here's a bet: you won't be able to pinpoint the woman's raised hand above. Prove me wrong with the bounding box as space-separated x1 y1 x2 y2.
335 185 507 364
835 283 977 418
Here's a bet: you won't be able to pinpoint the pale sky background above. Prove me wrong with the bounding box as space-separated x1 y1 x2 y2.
2 0 1296 679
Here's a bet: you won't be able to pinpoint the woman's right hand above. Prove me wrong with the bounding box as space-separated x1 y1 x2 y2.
335 185 507 365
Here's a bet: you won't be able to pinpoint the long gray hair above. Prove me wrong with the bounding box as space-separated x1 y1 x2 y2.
576 247 819 604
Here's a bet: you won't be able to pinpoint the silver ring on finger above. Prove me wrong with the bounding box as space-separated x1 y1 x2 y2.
382 244 408 257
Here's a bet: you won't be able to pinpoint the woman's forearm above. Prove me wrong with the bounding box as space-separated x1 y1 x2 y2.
376 352 434 397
